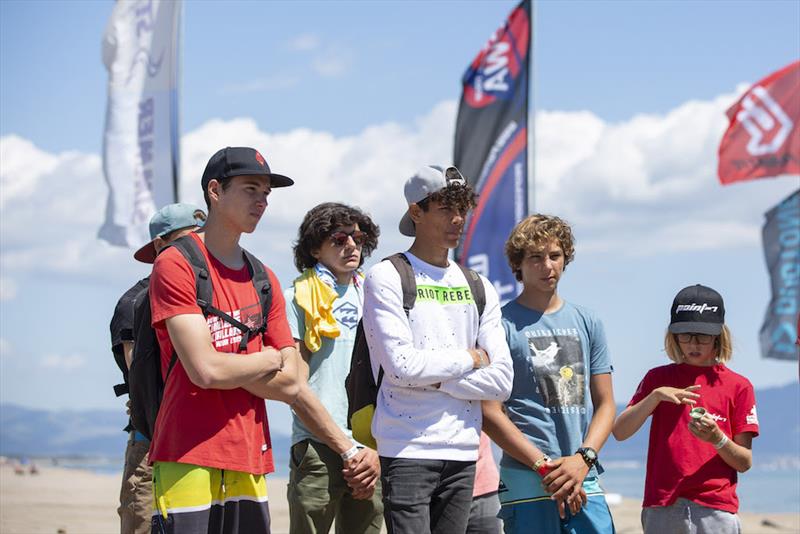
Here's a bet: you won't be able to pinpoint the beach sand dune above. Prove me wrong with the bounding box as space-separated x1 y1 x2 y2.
1 465 796 533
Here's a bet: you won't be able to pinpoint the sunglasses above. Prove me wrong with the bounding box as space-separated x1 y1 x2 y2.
330 230 366 247
675 333 715 345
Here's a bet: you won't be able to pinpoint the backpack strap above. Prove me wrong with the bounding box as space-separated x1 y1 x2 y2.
241 248 273 351
170 235 214 311
376 253 419 389
169 236 268 353
456 263 486 317
385 253 416 313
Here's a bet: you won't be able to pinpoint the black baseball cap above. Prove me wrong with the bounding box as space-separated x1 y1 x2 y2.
201 147 294 192
668 284 725 335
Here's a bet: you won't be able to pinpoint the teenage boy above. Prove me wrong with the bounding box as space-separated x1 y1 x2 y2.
362 165 513 534
110 203 205 534
285 202 383 534
482 214 616 534
148 147 306 534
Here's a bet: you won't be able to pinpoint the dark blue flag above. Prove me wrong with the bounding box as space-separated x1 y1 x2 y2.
760 188 800 360
454 0 531 303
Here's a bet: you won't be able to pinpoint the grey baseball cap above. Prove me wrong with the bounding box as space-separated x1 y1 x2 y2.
398 165 466 237
134 203 206 263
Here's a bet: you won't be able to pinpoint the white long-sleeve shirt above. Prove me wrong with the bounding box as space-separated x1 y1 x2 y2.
362 252 513 461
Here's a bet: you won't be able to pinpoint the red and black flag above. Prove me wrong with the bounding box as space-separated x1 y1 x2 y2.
454 0 531 302
718 60 800 185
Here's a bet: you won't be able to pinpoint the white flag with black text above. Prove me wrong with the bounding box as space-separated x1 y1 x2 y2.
99 0 181 247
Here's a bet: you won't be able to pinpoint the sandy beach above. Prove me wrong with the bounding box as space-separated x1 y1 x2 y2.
1 464 797 534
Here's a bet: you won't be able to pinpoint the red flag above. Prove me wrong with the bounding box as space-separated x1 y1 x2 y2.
718 60 800 185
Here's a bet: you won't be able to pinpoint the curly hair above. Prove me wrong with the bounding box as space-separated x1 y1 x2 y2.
292 202 380 272
504 214 576 281
417 182 478 215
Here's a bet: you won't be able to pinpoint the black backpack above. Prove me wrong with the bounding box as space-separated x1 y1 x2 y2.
127 235 272 441
345 253 486 449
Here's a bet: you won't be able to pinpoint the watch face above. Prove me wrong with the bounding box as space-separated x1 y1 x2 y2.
584 448 597 460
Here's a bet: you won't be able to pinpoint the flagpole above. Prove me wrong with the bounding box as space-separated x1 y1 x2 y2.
172 0 183 202
528 0 536 214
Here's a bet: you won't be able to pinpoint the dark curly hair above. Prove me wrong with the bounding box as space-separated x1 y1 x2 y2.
293 202 380 272
417 182 477 215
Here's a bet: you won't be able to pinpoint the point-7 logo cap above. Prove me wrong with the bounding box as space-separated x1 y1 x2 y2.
201 147 294 192
668 284 725 335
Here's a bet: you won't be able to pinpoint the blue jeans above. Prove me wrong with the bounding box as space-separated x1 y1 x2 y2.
380 456 476 534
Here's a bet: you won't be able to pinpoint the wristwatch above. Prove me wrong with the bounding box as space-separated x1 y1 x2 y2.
576 447 598 469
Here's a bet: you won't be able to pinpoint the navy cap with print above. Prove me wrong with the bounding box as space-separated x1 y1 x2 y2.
669 284 725 335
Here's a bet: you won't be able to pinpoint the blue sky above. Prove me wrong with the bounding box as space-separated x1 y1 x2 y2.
1 0 798 435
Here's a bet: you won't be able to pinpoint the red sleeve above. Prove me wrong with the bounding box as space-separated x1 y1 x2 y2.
628 368 658 407
732 380 759 437
262 267 294 350
150 247 202 328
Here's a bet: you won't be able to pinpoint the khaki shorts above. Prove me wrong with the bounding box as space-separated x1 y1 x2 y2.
118 434 153 534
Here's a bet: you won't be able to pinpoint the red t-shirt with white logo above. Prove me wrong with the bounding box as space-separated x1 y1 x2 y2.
628 363 759 513
148 233 294 475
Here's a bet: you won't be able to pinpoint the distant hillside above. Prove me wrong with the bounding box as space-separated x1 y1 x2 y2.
0 403 292 460
1 382 797 460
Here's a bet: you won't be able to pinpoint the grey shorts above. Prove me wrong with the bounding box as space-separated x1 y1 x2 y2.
642 498 741 534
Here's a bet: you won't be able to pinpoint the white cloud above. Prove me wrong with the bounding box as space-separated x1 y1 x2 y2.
0 135 59 209
40 353 87 370
0 87 796 295
286 33 320 52
0 277 16 301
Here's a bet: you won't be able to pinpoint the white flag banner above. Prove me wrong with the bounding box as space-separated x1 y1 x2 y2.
99 0 181 247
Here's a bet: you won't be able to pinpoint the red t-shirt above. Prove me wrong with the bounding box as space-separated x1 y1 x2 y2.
148 233 294 475
628 363 759 513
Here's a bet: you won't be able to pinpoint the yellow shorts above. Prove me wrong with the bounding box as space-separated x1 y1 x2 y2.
152 461 270 534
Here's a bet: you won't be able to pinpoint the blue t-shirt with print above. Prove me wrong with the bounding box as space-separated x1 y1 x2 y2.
499 299 613 504
284 282 362 446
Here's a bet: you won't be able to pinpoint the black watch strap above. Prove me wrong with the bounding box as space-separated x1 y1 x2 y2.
576 447 597 468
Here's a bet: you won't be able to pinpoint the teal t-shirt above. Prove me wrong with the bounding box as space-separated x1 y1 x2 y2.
499 299 613 504
284 281 362 445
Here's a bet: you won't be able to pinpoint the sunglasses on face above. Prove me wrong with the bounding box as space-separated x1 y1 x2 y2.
676 333 714 345
330 230 366 247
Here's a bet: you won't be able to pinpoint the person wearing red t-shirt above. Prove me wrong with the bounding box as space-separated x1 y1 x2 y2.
150 147 371 534
613 285 759 534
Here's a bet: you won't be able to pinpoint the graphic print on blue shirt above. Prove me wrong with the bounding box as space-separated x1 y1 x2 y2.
526 331 585 413
334 300 360 331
